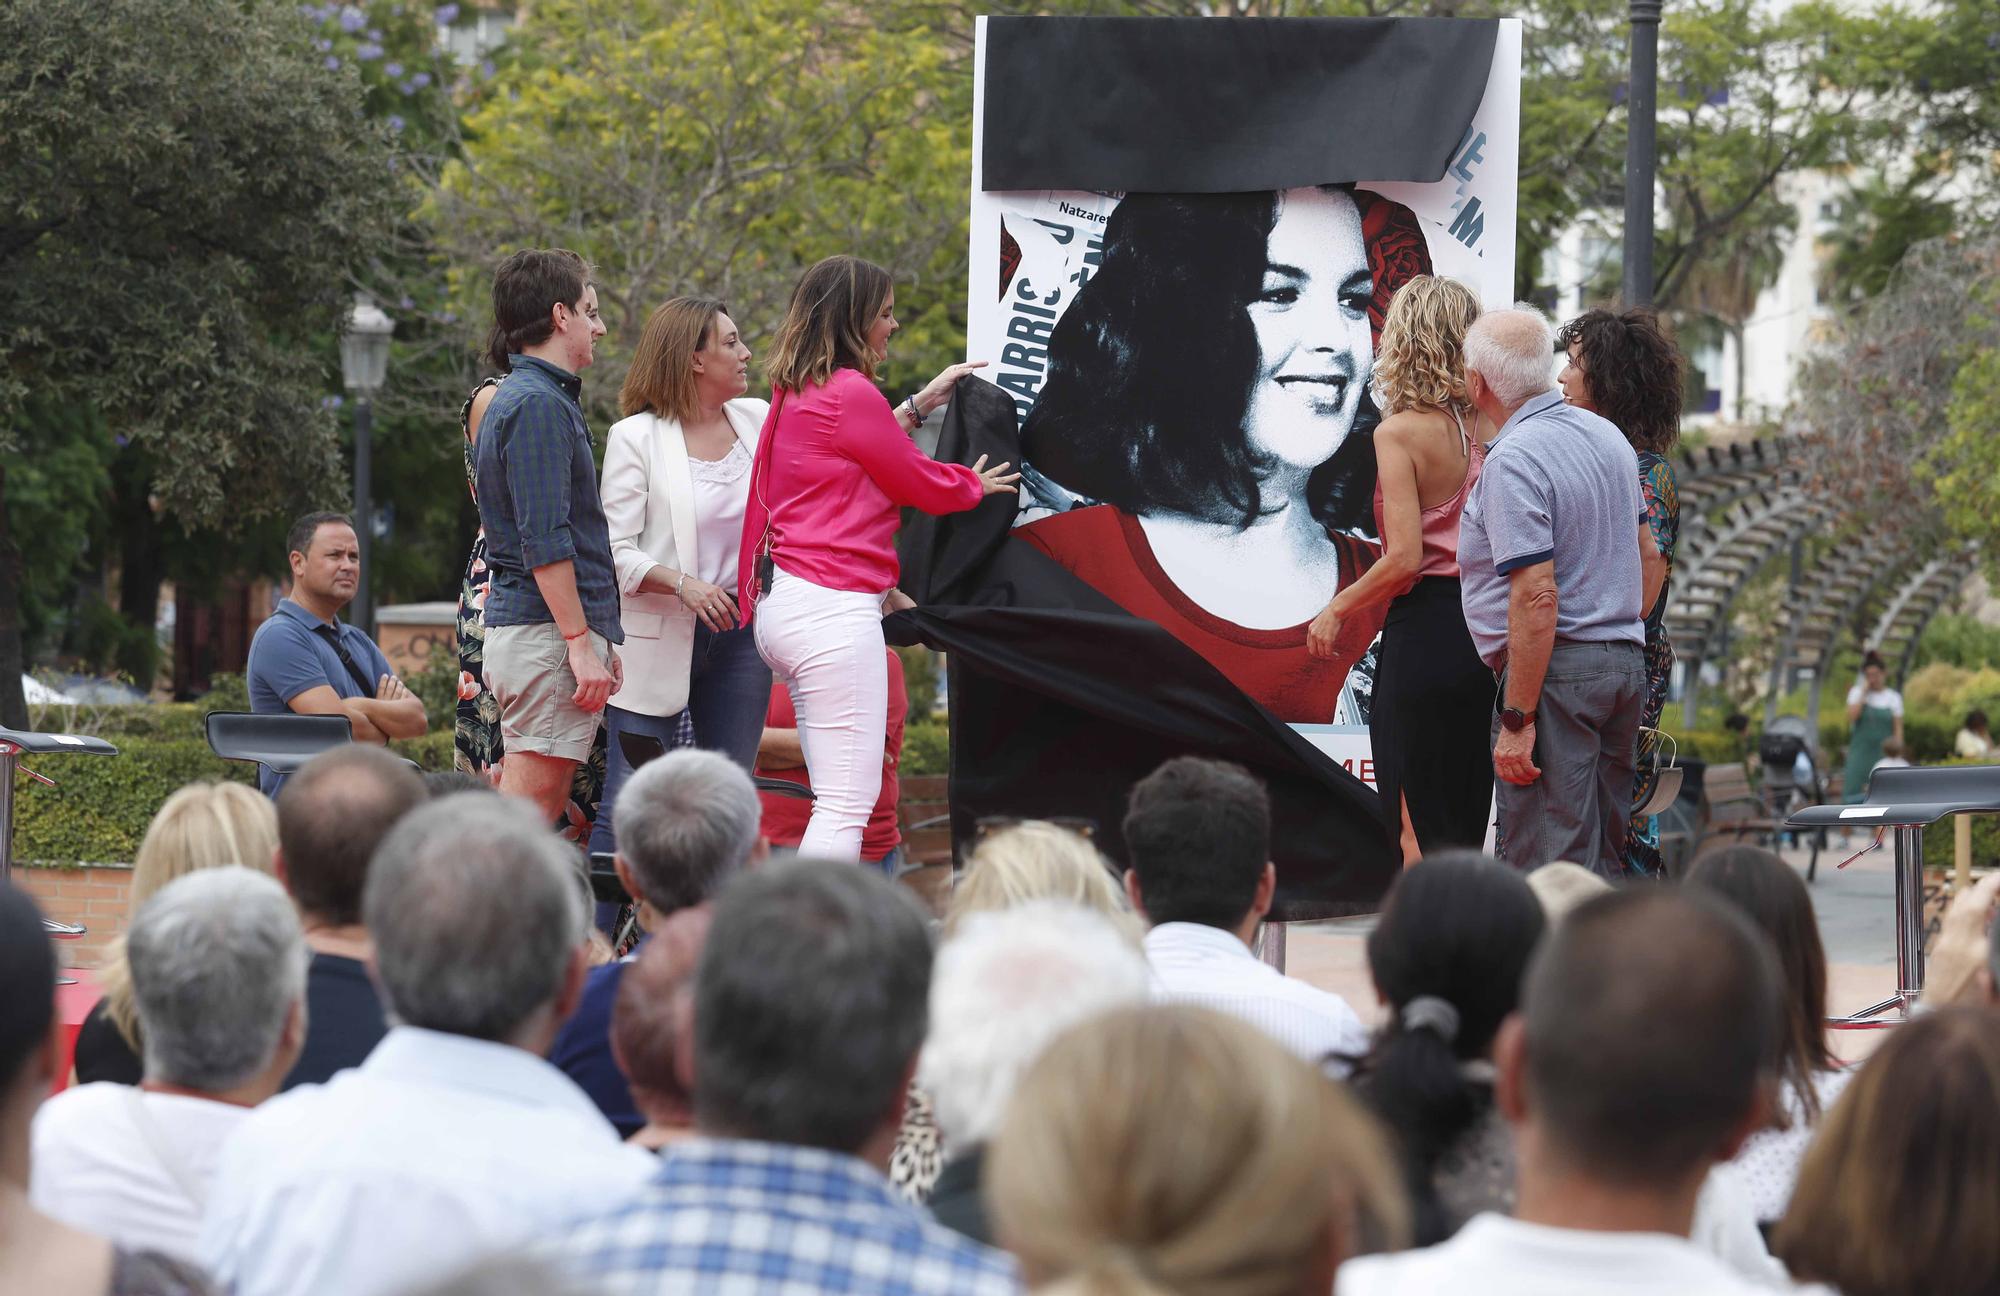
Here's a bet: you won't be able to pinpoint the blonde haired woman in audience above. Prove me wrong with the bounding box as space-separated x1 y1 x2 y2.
990 1003 1408 1296
893 821 1139 1202
72 782 280 1085
944 820 1139 942
1776 1006 2000 1296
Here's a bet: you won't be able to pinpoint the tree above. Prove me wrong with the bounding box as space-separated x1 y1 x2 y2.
1918 252 2000 570
424 0 974 427
1794 232 2000 534
0 0 404 725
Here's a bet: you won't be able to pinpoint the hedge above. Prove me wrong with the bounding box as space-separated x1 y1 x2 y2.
14 729 457 868
904 718 948 778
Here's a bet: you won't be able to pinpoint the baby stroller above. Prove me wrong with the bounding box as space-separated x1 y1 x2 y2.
1758 714 1827 880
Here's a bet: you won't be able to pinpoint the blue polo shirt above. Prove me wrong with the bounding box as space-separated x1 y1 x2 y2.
245 598 396 796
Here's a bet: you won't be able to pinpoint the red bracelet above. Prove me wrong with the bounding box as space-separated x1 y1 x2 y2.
562 627 589 642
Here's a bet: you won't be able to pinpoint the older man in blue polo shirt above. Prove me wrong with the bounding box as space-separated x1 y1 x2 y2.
245 512 428 796
1458 308 1667 875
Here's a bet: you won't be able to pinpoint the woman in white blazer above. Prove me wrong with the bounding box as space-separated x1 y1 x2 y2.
587 297 772 857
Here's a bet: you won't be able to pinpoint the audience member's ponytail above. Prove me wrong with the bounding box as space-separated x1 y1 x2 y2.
1352 853 1545 1243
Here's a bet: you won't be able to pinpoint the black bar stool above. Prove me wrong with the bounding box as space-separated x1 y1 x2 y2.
204 711 356 777
1787 763 2000 1028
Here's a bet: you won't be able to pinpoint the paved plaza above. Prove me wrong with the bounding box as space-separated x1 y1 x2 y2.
1287 838 1905 1062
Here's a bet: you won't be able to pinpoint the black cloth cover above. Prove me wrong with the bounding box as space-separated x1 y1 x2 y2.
891 377 1397 919
981 17 1500 194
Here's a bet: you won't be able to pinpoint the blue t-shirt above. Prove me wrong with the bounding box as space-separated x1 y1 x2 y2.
550 946 643 1137
244 598 396 796
1459 392 1645 670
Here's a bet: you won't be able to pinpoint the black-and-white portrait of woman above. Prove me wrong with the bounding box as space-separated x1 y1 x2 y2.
1013 184 1434 724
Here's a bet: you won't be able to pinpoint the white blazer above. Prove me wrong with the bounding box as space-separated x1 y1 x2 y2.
600 398 767 717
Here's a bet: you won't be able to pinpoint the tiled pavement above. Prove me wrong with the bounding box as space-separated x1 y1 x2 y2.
1279 838 1904 1065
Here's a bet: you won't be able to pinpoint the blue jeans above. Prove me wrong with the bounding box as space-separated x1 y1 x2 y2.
587 623 770 860
685 622 772 774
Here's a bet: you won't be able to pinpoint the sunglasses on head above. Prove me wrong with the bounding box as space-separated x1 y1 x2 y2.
972 815 1099 841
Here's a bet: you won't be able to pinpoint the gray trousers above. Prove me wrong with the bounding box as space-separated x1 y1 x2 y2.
1492 640 1645 876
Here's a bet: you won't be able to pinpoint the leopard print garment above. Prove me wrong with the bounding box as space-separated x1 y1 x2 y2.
888 1082 945 1203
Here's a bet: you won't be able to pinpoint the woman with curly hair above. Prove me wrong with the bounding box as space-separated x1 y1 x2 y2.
1016 185 1434 726
1301 276 1491 860
1555 307 1685 877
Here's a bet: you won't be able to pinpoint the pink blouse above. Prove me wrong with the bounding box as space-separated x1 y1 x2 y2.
1370 421 1485 589
736 368 983 616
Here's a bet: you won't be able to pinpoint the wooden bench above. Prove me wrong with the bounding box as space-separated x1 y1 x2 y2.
1695 759 1828 878
1703 761 1777 842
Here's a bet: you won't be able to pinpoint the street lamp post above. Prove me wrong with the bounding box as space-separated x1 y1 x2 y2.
339 295 394 638
1623 0 1663 307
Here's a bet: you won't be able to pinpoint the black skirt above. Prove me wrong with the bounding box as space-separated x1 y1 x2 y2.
1369 575 1495 860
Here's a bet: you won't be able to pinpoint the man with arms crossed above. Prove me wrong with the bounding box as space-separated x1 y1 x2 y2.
475 248 624 822
246 511 427 796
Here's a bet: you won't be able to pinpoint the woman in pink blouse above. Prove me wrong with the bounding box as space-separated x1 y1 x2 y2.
738 255 1017 859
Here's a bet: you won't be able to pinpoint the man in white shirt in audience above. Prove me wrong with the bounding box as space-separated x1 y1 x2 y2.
32 868 307 1263
200 793 653 1296
1121 756 1367 1071
1339 888 1789 1295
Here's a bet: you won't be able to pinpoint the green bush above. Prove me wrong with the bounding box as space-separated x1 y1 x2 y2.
13 727 459 867
904 718 948 778
14 737 253 865
1923 758 2000 868
27 701 208 742
404 642 463 733
1661 728 1746 764
1918 614 2000 671
896 645 942 718
1904 711 1956 763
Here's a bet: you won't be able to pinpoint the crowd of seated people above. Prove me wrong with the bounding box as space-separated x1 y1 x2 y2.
13 745 2000 1296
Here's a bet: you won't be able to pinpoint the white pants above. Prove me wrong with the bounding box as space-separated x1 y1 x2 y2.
753 567 888 861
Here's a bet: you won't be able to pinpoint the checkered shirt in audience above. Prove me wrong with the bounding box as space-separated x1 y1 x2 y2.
541 1136 1020 1295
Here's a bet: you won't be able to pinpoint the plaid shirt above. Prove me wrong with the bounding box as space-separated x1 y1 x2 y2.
474 355 623 643
539 1138 1019 1296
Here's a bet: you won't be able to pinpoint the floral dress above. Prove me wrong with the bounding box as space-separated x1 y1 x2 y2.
1625 450 1680 877
454 376 607 845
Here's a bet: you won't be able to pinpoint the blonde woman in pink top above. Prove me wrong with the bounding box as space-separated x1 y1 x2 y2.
738 255 1018 859
1307 276 1492 864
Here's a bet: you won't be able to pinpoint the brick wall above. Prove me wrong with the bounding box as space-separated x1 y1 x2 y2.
15 865 134 970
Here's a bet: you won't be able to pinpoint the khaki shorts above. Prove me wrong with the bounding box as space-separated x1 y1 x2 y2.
483 622 608 763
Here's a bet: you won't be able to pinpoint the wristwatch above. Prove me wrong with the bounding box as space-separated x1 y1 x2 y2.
1499 706 1536 732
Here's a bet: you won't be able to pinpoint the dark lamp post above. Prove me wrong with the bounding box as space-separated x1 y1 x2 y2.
340 294 394 637
1623 0 1663 307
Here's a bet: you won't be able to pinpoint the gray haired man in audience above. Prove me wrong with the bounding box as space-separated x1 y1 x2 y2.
1457 306 1666 874
1339 888 1782 1295
31 868 307 1262
200 794 652 1296
919 901 1151 1245
551 748 767 1135
543 862 1017 1294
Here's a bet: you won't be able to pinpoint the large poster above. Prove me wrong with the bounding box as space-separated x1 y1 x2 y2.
896 17 1522 914
969 18 1520 744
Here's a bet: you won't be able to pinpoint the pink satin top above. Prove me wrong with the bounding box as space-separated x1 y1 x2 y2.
736 368 983 618
1370 410 1484 588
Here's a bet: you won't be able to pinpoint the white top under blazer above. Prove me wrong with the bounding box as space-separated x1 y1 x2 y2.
600 398 768 718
